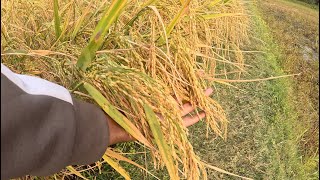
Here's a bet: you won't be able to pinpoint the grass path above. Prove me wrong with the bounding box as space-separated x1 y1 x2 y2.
258 0 319 158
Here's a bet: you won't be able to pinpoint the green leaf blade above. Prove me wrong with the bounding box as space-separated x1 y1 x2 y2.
143 104 179 180
53 0 62 39
76 0 128 71
103 155 131 180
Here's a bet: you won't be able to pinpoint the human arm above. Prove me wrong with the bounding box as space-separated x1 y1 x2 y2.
1 64 110 179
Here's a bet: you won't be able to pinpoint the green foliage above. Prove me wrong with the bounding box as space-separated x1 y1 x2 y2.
76 0 128 71
53 0 62 39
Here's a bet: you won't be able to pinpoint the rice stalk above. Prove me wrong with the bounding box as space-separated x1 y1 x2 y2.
70 7 90 40
202 162 254 180
53 0 62 39
66 166 87 180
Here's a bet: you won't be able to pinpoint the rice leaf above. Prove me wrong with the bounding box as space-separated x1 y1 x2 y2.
143 104 179 180
141 0 158 8
156 0 190 44
201 13 243 19
71 9 90 40
82 82 153 149
102 154 131 180
53 0 62 39
202 162 253 180
123 9 148 35
105 149 160 179
214 80 239 89
60 2 73 41
66 166 88 180
3 49 28 54
165 0 190 36
76 0 128 71
209 0 223 7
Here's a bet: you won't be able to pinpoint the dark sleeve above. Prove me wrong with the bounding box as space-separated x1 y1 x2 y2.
1 64 109 179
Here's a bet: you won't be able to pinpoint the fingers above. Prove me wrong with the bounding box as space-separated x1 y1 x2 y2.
204 88 213 97
180 87 213 116
181 103 194 116
182 111 206 127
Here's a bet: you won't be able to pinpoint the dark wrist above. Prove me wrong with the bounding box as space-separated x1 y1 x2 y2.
106 115 134 145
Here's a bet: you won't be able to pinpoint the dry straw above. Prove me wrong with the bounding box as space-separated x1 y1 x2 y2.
1 0 250 179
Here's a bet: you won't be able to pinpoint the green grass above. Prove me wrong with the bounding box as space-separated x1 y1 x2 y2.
259 0 319 173
249 7 306 178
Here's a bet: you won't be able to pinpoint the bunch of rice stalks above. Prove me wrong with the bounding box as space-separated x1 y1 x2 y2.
1 0 250 179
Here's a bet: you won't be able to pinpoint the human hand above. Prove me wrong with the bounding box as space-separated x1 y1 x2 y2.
107 88 213 145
